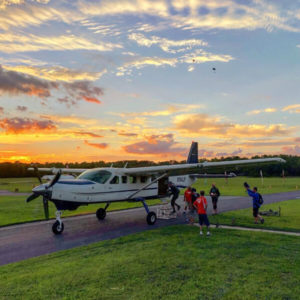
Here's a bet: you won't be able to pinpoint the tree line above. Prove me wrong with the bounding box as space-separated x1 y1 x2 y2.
0 154 299 178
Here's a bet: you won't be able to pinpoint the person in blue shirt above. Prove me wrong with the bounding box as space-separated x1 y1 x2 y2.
244 183 264 224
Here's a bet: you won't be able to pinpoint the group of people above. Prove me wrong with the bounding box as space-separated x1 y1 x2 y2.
168 181 265 236
168 182 221 236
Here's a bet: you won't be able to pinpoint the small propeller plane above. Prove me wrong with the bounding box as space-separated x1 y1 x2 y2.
27 142 285 234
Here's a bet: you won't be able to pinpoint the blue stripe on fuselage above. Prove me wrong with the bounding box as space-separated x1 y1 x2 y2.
57 181 95 185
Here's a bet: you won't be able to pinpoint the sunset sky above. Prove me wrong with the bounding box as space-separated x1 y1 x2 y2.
0 0 299 163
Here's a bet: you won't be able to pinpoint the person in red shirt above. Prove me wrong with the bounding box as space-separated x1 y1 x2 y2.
193 190 210 236
183 186 193 213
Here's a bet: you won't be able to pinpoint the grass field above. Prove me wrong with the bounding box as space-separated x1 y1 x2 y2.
210 199 300 232
0 225 299 300
192 176 300 196
0 196 161 227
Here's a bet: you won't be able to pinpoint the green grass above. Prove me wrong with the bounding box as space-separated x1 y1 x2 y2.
0 225 299 300
0 196 161 227
0 177 39 193
210 199 300 232
191 176 300 196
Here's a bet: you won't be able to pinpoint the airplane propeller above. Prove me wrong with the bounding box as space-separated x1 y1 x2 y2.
26 169 62 220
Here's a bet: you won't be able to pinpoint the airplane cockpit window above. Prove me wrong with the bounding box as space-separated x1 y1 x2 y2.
77 170 112 184
110 176 119 184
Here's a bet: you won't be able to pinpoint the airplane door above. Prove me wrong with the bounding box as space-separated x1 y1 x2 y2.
158 177 169 197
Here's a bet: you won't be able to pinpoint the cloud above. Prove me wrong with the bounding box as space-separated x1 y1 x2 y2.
247 107 277 115
2 65 106 82
0 65 57 98
116 56 177 76
0 32 122 53
180 49 234 64
116 49 233 76
118 104 204 118
63 81 103 104
74 131 103 138
128 32 207 53
282 104 300 113
0 0 50 10
118 131 138 137
16 105 27 112
0 117 56 133
174 113 294 138
123 133 185 155
84 140 108 149
0 65 104 104
282 145 300 155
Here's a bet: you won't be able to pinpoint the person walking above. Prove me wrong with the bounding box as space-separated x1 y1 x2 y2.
168 182 180 213
193 190 210 236
183 186 193 214
209 183 220 215
244 182 264 224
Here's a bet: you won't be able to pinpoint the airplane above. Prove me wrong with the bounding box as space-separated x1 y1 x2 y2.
26 142 285 234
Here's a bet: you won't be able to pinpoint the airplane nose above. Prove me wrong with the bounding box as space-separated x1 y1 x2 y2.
32 184 48 193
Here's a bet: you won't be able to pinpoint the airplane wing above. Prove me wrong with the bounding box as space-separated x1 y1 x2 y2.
123 157 285 176
27 167 86 174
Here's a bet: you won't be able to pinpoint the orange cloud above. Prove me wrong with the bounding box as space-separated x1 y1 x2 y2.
174 114 293 138
84 140 108 149
82 96 101 104
282 104 300 113
123 134 185 156
0 117 56 134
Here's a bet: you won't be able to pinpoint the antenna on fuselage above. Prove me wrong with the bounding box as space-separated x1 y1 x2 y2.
110 163 113 168
123 162 128 168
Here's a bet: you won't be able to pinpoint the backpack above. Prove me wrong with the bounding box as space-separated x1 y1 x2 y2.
258 193 264 205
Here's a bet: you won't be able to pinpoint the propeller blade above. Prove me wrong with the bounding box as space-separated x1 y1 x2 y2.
43 197 49 220
26 193 40 202
32 165 42 184
48 170 62 188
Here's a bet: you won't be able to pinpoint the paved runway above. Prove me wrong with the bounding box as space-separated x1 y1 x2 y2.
0 190 299 266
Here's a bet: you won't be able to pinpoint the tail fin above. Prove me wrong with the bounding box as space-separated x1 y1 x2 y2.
187 142 198 164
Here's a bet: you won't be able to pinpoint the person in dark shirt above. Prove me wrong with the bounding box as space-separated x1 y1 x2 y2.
168 182 180 213
244 183 264 224
209 183 220 215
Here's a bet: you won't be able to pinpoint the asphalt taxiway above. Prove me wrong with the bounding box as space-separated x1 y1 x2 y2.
0 190 299 266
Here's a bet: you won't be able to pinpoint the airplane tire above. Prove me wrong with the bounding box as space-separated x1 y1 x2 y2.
96 208 106 220
52 221 64 235
147 212 157 225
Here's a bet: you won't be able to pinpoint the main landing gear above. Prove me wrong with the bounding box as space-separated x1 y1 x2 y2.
96 203 110 220
52 210 64 235
139 198 157 225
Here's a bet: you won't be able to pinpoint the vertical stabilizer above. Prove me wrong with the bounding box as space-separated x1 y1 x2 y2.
187 142 198 164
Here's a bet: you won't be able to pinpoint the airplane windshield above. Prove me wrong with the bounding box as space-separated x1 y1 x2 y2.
77 170 112 184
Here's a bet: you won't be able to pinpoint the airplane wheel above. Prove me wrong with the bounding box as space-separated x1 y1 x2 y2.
96 208 106 220
52 221 64 235
147 212 157 225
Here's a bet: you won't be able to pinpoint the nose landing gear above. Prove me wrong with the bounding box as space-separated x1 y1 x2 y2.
52 210 64 234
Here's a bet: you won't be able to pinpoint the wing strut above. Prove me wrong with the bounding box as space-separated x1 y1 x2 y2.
127 172 168 200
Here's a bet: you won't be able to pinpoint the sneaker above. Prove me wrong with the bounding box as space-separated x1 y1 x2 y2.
207 231 211 236
260 218 265 224
254 221 258 224
199 231 203 235
183 211 186 214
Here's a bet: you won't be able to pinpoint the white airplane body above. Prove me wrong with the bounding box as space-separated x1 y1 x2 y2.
27 142 285 234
